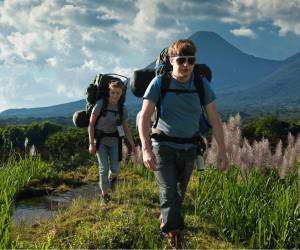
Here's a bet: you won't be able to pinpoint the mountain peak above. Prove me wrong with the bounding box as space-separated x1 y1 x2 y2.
190 31 221 38
188 31 242 56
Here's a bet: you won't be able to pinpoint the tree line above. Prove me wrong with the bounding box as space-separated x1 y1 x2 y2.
1 115 299 164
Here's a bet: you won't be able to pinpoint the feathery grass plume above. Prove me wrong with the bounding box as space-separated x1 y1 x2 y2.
278 134 296 179
135 145 143 164
205 137 218 167
223 114 241 165
253 138 272 173
231 144 241 166
129 146 138 163
253 140 263 170
298 164 300 188
252 138 272 172
122 143 129 161
30 145 37 157
24 137 29 151
235 146 242 167
287 132 295 148
294 134 300 160
272 140 283 168
240 138 254 173
260 138 272 172
279 144 296 179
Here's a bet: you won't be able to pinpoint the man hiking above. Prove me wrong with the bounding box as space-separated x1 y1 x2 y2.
138 39 229 248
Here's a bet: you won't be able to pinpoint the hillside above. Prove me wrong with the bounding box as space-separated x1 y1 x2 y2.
189 31 283 92
219 52 300 109
0 99 85 119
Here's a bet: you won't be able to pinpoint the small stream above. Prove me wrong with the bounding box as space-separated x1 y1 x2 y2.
12 184 100 225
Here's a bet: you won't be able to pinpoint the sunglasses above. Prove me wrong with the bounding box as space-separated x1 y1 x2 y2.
171 56 196 65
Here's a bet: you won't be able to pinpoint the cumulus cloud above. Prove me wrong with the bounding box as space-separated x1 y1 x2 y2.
0 70 54 108
0 0 300 111
230 27 256 38
223 0 300 35
1 0 300 67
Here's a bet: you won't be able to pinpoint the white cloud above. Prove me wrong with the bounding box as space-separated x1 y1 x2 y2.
0 0 300 112
46 57 58 67
116 0 159 51
80 60 104 72
230 27 256 38
225 0 300 35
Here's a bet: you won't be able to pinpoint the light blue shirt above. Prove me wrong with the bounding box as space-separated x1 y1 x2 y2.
143 75 216 150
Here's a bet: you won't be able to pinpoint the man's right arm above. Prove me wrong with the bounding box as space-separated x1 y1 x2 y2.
139 99 156 170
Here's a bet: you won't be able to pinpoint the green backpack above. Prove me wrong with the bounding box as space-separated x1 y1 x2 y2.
73 73 128 128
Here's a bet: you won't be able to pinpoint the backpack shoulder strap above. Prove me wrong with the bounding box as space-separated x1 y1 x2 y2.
152 74 172 128
193 73 205 108
118 101 124 122
161 73 172 99
95 98 108 126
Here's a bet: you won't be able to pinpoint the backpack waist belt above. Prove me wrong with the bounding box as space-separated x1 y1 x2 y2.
95 130 119 149
151 130 201 144
95 130 123 161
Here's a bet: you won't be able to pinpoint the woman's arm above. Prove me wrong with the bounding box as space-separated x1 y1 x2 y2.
205 101 229 171
88 113 97 155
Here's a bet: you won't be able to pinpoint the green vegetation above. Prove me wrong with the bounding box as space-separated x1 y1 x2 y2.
194 167 300 248
0 156 55 248
11 162 234 249
0 115 299 248
242 115 300 148
0 121 90 164
0 154 101 249
7 160 300 249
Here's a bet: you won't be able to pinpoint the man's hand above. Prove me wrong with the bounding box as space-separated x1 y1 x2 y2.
142 148 157 171
217 151 229 171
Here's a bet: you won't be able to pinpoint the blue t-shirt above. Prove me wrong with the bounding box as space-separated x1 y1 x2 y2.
143 75 216 150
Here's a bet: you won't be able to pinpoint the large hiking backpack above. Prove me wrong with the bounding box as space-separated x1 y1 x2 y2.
73 73 128 128
130 48 212 136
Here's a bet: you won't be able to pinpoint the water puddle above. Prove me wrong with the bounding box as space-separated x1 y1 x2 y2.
12 184 99 225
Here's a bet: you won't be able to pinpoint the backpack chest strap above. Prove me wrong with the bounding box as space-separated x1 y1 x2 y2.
166 89 198 94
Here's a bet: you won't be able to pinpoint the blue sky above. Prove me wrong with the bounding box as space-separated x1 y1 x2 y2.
1 0 300 112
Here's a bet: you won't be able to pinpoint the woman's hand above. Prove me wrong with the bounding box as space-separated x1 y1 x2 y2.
89 143 96 156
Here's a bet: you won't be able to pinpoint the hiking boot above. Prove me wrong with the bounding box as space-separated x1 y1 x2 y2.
101 193 110 204
166 230 185 250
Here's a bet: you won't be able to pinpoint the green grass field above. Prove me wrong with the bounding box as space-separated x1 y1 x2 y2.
2 157 299 249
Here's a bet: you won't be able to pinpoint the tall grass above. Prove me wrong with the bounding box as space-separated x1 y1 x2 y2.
0 155 51 249
194 167 300 248
206 113 300 177
198 114 300 248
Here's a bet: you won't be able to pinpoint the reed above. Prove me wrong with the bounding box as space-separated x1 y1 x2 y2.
194 166 299 248
0 154 50 249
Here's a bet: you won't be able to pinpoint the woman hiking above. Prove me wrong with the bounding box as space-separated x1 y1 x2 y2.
88 79 136 203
